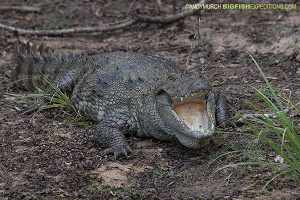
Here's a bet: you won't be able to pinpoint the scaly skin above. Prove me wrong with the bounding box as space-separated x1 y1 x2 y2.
11 42 231 157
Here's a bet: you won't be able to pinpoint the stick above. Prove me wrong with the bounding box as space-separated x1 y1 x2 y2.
237 108 290 124
0 19 138 36
0 5 41 12
0 9 197 36
137 9 196 24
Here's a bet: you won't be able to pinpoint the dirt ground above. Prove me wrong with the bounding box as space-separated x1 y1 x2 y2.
0 0 300 199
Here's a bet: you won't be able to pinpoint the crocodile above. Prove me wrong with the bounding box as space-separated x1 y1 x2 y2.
11 42 230 157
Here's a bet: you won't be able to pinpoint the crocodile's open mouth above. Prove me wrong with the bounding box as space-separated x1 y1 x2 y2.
172 93 209 133
157 90 216 140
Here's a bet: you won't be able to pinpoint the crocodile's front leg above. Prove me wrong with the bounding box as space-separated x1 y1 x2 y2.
93 111 138 158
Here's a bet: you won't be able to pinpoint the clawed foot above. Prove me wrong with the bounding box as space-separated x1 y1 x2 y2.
101 144 132 159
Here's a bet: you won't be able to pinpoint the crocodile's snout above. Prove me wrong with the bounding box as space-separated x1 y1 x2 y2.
192 79 212 92
152 74 219 147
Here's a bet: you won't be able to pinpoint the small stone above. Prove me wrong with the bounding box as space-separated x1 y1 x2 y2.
199 58 205 64
0 74 5 80
296 54 300 62
274 155 284 164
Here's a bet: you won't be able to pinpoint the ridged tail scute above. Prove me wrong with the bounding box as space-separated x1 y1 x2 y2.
11 41 54 90
11 41 89 91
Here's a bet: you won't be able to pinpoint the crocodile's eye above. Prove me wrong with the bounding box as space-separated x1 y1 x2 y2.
204 94 208 100
155 88 165 96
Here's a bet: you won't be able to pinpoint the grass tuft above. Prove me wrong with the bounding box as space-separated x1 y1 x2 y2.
47 11 72 30
242 54 300 183
13 77 93 126
213 54 300 188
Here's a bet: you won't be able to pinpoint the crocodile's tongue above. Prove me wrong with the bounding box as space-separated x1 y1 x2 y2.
173 101 209 132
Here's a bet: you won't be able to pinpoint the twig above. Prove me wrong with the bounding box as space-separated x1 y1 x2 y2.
126 0 137 16
137 9 196 24
237 108 290 124
0 19 138 36
0 9 197 36
0 5 41 12
185 17 202 70
237 94 300 125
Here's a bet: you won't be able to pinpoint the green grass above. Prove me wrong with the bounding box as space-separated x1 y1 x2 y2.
213 54 300 188
87 184 114 193
47 11 72 30
153 166 170 178
87 184 142 199
22 79 76 113
242 54 300 182
13 78 93 126
209 129 265 166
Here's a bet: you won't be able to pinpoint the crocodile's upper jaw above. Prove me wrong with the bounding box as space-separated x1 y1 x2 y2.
157 90 216 142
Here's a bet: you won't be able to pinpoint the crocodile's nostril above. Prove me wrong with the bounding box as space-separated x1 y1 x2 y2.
193 80 211 90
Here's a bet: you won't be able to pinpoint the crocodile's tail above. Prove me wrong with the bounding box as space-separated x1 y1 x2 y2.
12 42 52 90
11 42 88 91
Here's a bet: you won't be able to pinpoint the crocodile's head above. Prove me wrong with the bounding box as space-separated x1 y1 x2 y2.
156 74 216 148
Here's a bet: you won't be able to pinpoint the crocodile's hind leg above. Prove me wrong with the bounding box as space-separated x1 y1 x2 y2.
214 91 231 127
12 42 89 112
26 69 83 112
93 111 138 158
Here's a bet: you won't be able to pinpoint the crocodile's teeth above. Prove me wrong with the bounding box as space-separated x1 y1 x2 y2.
171 110 180 121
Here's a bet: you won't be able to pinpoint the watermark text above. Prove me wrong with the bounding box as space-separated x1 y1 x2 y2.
185 3 297 10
